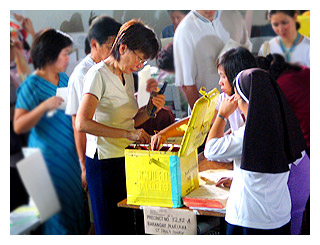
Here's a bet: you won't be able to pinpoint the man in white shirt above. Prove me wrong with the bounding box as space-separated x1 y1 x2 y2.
65 15 121 234
174 10 252 113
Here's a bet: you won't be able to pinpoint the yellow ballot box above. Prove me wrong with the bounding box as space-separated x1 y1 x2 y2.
125 88 220 207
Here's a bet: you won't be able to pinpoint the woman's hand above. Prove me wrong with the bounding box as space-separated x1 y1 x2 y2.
42 96 64 111
215 177 233 188
152 94 165 114
151 133 167 150
126 128 150 144
146 78 158 92
218 94 238 119
22 18 36 39
81 168 88 192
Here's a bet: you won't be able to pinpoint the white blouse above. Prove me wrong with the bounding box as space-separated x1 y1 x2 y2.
258 35 310 68
82 61 138 160
204 126 291 229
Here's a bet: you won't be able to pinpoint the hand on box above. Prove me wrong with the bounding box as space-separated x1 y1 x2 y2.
127 128 150 144
150 133 167 151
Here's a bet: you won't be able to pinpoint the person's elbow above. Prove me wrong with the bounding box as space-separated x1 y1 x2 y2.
13 117 28 135
204 138 225 161
13 122 25 135
203 143 212 160
75 116 86 133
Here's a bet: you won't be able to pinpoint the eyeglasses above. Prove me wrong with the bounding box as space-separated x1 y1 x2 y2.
132 50 148 66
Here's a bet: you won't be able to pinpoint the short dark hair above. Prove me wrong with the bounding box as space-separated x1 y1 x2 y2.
110 19 160 61
31 29 73 69
267 10 300 30
156 42 174 72
167 10 190 15
84 36 91 55
216 47 257 94
256 53 301 80
87 15 121 45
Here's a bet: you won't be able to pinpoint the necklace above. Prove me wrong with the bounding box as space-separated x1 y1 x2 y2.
279 32 301 62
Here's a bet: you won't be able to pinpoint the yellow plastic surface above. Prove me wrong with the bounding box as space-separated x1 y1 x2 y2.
179 88 220 157
125 88 219 207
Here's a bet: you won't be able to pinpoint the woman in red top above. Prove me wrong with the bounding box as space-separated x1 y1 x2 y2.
256 53 310 235
256 54 309 152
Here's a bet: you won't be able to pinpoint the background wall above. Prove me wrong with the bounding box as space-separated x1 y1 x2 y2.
11 10 269 42
11 10 174 40
10 10 270 75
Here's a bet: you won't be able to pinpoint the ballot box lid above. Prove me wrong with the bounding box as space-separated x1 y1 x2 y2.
178 87 220 157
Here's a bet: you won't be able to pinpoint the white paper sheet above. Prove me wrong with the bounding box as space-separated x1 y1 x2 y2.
16 148 61 222
56 87 68 110
137 65 151 108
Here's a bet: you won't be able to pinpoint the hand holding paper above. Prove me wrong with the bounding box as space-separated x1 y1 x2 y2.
55 87 68 110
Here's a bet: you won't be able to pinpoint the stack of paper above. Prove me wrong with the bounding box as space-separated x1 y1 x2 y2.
10 205 40 235
182 170 233 210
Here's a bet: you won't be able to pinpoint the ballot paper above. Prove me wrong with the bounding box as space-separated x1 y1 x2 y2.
199 169 234 184
137 65 151 108
16 148 61 222
56 87 68 110
182 169 233 209
183 184 229 209
160 37 173 49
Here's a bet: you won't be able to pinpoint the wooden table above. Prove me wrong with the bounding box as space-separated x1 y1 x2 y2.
118 198 226 217
197 152 233 172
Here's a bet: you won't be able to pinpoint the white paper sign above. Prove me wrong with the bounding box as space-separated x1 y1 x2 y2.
143 206 197 235
56 87 68 110
16 148 61 222
137 65 151 108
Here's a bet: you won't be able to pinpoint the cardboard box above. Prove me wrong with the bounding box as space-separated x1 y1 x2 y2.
125 88 220 207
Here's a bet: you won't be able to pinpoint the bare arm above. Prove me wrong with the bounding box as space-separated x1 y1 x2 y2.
134 94 165 127
72 115 87 189
14 96 64 134
181 85 200 109
13 40 30 78
150 117 190 150
206 96 238 144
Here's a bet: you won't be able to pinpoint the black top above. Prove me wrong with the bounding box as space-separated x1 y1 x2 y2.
234 68 306 173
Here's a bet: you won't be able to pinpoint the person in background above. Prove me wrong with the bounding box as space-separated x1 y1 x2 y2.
174 10 252 114
258 10 310 67
204 68 306 235
156 42 175 74
10 37 31 85
136 42 176 135
161 10 190 38
10 36 31 164
13 29 86 235
84 11 98 56
75 19 164 235
10 38 30 211
150 47 257 150
10 13 36 65
256 53 310 235
65 15 122 235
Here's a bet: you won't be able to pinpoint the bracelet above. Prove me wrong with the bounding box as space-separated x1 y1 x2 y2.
218 114 227 123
